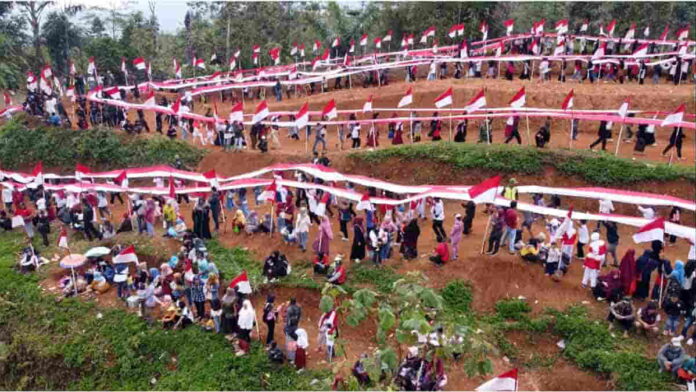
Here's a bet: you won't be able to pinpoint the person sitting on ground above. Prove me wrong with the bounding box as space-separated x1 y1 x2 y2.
678 357 696 383
635 300 661 334
352 353 371 386
231 209 246 234
593 269 623 302
18 245 41 273
327 256 347 285
607 296 635 338
313 252 331 274
545 242 561 278
116 212 133 233
268 341 285 364
519 232 547 262
101 220 115 239
88 270 111 294
658 336 688 376
244 211 259 234
429 241 449 266
162 304 181 329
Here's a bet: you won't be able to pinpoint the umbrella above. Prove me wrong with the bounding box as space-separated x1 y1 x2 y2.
59 254 86 296
84 247 111 258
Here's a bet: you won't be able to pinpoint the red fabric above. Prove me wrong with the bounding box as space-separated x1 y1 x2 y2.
313 254 330 266
435 242 450 263
678 368 695 381
504 208 518 229
295 347 307 369
562 233 577 245
335 265 347 284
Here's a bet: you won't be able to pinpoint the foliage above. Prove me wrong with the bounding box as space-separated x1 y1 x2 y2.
353 143 696 186
0 232 329 390
42 11 84 76
350 263 400 293
0 117 203 170
494 298 532 321
441 279 473 314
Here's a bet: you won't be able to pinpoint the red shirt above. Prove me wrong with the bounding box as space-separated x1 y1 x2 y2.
504 208 518 229
435 242 449 263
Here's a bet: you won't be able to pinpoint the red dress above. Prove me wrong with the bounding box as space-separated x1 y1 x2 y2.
392 125 404 145
295 347 307 369
366 126 379 147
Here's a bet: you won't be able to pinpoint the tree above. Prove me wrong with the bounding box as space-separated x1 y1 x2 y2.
18 1 52 67
42 11 83 76
89 16 106 38
0 3 27 90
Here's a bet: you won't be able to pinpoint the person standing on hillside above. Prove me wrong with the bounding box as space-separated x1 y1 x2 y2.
504 115 522 144
662 127 685 160
431 198 446 243
449 214 463 260
500 201 519 254
589 120 611 151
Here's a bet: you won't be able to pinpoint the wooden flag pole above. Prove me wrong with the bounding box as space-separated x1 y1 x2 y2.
614 122 625 156
479 214 492 254
525 115 531 145
449 115 453 141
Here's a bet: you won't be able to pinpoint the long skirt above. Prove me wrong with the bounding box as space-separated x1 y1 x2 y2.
295 347 307 369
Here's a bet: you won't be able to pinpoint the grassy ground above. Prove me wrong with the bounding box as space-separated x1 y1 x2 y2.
0 232 330 390
352 143 696 185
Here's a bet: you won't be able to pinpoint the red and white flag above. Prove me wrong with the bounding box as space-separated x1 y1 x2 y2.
203 169 220 189
331 37 340 48
313 40 321 52
253 100 269 123
459 41 469 58
87 56 96 75
659 25 670 41
383 30 392 42
75 164 91 181
133 57 146 70
290 42 298 56
420 26 436 44
320 48 330 61
103 86 121 100
69 60 77 76
168 176 176 199
508 87 526 109
495 41 504 57
531 39 540 55
298 43 305 57
229 102 243 122
229 270 252 294
349 39 355 54
434 87 453 108
120 58 129 77
503 19 515 36
633 218 665 244
551 207 574 243
229 56 237 71
114 170 128 188
554 39 566 56
468 175 501 204
625 23 636 40
466 88 486 112
360 33 368 46
407 33 414 45
31 161 43 184
315 192 331 217
146 62 152 80
676 26 690 41
449 24 464 38
311 57 320 71
479 21 488 41
580 20 589 33
57 227 69 249
373 36 382 49
561 89 574 110
39 74 52 95
592 42 606 59
252 45 261 54
321 99 337 120
234 48 241 58
258 181 286 203
3 91 11 106
194 58 206 69
363 95 373 112
269 47 281 65
356 193 373 211
114 245 139 264
555 19 569 34
475 368 518 392
398 87 413 108
661 103 686 127
632 43 649 57
41 65 52 79
173 58 181 78
532 19 545 35
643 25 650 38
170 96 181 115
252 53 259 65
295 102 309 129
606 19 617 36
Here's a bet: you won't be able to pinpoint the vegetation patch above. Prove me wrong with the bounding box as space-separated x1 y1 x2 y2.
352 143 696 185
0 116 203 170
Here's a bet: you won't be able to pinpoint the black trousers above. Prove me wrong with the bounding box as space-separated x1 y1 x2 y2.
590 136 608 150
662 141 682 158
84 222 102 241
463 217 473 235
487 230 502 254
352 138 361 148
505 130 522 144
577 242 585 258
432 220 446 242
265 320 275 345
339 220 349 239
110 192 124 204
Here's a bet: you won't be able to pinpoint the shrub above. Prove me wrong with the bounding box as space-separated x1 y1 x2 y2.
0 118 203 170
494 298 531 321
440 279 473 314
350 263 400 293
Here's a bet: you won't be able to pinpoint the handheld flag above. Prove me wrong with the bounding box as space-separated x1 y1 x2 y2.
434 87 453 108
468 175 501 204
229 270 252 294
114 245 139 264
633 218 665 243
398 87 413 108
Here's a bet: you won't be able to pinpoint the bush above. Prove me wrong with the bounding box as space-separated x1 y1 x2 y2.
352 143 696 185
0 118 203 170
494 298 531 321
440 280 473 314
350 263 400 293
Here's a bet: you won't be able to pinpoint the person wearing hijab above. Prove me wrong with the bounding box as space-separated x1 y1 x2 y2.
350 216 366 262
262 294 278 345
401 218 421 260
231 209 246 233
192 197 212 239
593 269 623 302
313 215 334 256
454 119 467 142
295 327 309 370
449 214 463 260
619 249 637 296
237 299 255 354
295 207 311 252
634 250 658 300
392 116 404 145
671 260 686 288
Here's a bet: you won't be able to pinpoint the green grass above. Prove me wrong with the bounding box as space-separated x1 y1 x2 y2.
0 115 203 170
349 263 401 294
0 232 329 390
351 142 696 185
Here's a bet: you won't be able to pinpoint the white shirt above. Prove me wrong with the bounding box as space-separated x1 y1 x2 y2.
97 193 107 208
429 63 437 75
578 225 590 244
598 199 614 214
295 214 311 233
637 206 655 219
153 178 164 188
2 188 12 203
296 328 309 349
351 124 360 139
36 198 46 211
431 201 444 221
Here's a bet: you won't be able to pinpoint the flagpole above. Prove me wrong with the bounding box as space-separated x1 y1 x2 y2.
568 109 574 149
269 202 274 236
525 115 531 146
480 214 492 254
485 115 491 145
614 122 625 156
449 115 453 142
409 112 414 144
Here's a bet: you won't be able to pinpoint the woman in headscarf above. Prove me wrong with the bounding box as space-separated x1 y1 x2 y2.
244 211 259 235
295 327 309 370
313 215 334 256
634 250 658 300
262 294 278 345
366 113 380 148
619 249 637 296
593 269 623 302
402 218 421 260
295 207 311 251
237 299 256 354
192 197 212 239
221 287 238 335
449 214 463 260
670 260 686 288
350 217 366 262
231 209 246 234
392 114 404 145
